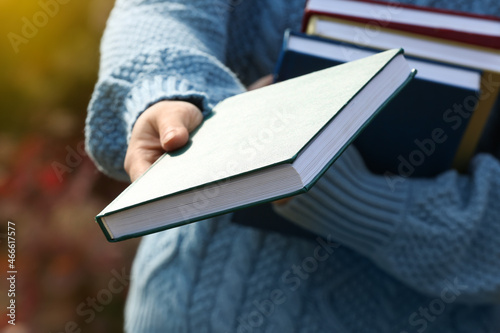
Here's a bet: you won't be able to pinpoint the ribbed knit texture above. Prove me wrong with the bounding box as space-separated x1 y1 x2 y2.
85 0 500 332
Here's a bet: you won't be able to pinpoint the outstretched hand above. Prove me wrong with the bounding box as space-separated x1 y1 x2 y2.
124 100 203 182
123 74 293 206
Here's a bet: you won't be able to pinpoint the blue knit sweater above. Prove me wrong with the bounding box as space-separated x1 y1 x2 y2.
85 0 500 332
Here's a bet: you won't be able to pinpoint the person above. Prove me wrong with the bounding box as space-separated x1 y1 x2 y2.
85 0 500 331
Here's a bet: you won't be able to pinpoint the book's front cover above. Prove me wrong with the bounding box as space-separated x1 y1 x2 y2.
98 49 404 218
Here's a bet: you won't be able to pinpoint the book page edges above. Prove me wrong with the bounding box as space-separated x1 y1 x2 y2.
300 68 417 191
310 15 500 53
101 186 310 242
99 164 304 241
306 15 500 73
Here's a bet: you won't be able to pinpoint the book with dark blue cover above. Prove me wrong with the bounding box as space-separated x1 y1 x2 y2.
274 30 483 178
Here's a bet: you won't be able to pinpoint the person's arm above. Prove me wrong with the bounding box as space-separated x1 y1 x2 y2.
85 0 245 181
274 146 500 303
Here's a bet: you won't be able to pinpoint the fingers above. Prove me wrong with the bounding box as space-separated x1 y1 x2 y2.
124 100 203 182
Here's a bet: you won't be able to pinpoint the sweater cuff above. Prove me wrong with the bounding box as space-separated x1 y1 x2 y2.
273 147 410 257
124 75 213 141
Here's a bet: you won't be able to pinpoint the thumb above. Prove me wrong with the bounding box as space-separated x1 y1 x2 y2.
155 101 203 151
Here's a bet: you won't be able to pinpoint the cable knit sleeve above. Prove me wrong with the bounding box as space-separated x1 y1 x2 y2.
85 0 245 180
274 146 500 303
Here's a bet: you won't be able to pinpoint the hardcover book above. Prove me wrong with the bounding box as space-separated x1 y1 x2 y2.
305 15 500 72
303 0 500 49
96 49 415 241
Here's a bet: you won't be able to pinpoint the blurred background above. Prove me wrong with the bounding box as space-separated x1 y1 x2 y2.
0 1 141 332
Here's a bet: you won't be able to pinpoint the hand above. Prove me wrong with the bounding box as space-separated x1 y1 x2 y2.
124 100 203 182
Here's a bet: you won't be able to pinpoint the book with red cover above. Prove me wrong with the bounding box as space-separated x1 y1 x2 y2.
302 0 500 49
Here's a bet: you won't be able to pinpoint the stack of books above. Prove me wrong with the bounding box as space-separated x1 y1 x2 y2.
276 0 500 177
95 0 500 241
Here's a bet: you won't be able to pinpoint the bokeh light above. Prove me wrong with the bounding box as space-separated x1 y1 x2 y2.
0 1 140 332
